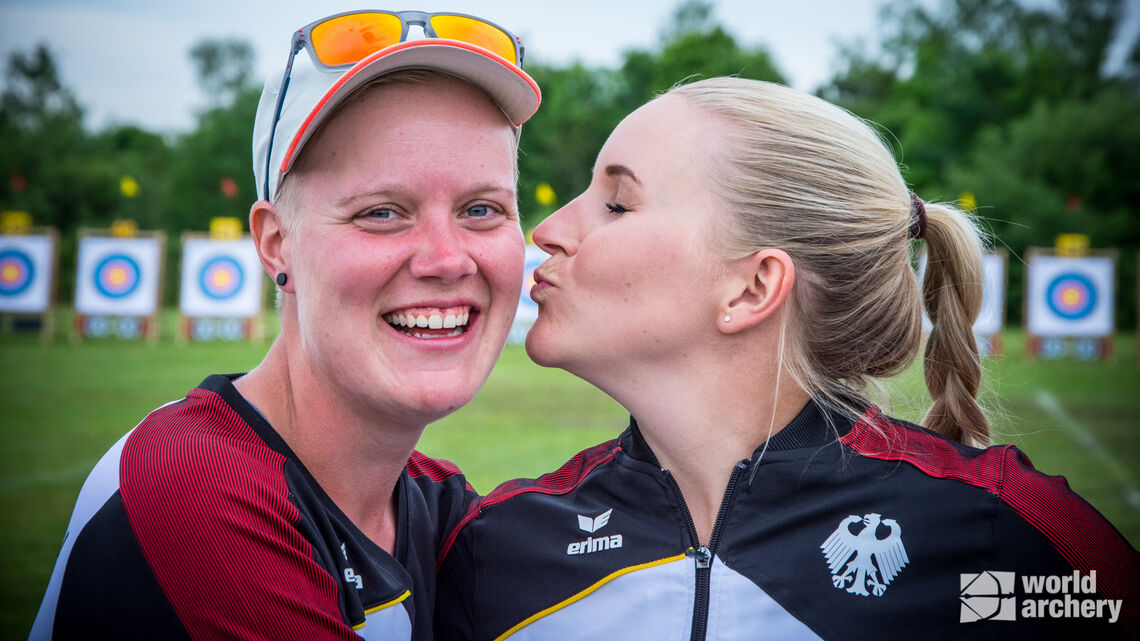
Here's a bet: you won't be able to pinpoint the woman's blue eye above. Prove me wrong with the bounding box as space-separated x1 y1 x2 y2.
366 208 395 219
466 205 492 218
605 202 629 214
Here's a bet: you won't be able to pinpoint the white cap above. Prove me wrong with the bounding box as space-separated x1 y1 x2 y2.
252 38 541 202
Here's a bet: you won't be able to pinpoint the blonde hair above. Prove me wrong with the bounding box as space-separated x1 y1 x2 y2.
668 77 988 447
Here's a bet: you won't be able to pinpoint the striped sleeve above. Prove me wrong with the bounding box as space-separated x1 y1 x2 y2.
841 407 1139 635
121 389 359 640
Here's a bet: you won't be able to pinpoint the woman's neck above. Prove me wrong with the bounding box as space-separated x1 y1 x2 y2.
235 337 424 553
610 357 810 546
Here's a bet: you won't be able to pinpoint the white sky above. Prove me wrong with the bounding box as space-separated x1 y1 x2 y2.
0 0 1137 134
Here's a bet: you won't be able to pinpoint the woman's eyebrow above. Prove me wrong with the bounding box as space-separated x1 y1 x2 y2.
604 164 642 185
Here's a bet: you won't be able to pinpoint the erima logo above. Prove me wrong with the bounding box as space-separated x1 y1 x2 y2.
567 508 623 555
821 513 909 597
578 508 612 533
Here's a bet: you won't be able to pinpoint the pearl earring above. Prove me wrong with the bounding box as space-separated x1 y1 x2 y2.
723 315 732 323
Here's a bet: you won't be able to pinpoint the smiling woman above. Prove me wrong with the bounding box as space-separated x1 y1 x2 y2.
262 72 525 423
29 10 541 641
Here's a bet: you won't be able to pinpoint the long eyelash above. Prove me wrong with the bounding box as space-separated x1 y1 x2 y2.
605 202 629 214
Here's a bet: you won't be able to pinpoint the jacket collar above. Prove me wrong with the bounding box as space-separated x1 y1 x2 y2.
620 398 858 466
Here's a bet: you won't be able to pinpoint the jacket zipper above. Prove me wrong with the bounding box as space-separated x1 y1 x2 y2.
665 459 748 641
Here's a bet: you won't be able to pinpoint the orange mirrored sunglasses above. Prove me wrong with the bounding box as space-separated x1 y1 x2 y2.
262 10 525 199
300 10 522 69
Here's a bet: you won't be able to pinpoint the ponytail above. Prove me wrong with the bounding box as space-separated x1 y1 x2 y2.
918 202 989 447
667 78 991 448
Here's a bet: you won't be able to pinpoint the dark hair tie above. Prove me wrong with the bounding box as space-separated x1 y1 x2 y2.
909 192 927 240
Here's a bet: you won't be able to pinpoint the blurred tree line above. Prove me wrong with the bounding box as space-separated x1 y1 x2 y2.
1 0 1137 326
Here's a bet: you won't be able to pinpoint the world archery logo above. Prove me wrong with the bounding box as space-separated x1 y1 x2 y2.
0 249 34 296
960 571 1017 621
821 513 909 597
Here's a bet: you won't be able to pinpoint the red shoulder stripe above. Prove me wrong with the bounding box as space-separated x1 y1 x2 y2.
437 439 620 568
122 389 351 639
407 450 463 482
841 407 1139 627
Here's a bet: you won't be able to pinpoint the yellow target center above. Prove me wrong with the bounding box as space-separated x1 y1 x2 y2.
109 267 128 286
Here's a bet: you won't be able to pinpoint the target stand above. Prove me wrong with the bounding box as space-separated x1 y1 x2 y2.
72 226 166 343
0 216 59 342
177 225 266 343
1024 243 1116 361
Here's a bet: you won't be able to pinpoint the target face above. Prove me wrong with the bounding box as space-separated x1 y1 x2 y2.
179 237 263 318
199 256 244 300
521 258 543 310
0 249 34 296
1026 254 1113 338
94 254 141 298
1046 273 1096 320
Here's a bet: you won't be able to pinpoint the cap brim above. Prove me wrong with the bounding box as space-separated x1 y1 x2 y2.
279 39 541 178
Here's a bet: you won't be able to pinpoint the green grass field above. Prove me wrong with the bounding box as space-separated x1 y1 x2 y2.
2 313 1138 639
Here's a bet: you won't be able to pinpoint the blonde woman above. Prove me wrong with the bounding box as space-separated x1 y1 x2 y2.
436 78 1138 640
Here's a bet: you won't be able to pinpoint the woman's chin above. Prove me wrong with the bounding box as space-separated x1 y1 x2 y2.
523 330 560 368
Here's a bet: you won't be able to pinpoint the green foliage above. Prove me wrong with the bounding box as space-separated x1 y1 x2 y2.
189 39 256 109
517 0 785 221
516 63 629 225
820 0 1139 326
2 0 1138 323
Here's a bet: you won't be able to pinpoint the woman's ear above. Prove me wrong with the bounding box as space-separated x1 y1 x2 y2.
249 200 292 292
717 249 795 334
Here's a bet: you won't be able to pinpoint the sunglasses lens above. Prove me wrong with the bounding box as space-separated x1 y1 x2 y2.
310 13 403 66
429 15 517 64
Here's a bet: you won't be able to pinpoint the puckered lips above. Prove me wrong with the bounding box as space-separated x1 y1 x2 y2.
530 267 554 300
384 305 475 339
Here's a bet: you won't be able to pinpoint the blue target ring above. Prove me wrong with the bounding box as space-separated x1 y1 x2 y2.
520 257 544 309
94 254 141 299
0 249 34 296
199 256 244 300
1045 272 1096 320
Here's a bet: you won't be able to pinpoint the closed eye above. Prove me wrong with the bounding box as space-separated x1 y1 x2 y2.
605 202 629 214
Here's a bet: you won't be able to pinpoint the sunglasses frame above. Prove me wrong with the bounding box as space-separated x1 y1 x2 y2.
262 10 526 200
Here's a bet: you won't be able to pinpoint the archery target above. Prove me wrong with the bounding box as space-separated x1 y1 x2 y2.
918 251 1006 337
75 236 162 316
94 254 140 298
1046 273 1096 319
0 249 33 296
0 234 54 313
508 244 549 344
1026 255 1113 337
199 256 244 300
518 245 547 319
179 237 263 318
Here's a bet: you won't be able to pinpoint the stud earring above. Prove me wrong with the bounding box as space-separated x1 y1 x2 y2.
723 315 732 323
275 272 288 286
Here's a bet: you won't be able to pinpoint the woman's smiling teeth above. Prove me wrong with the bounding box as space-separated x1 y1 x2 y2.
384 306 472 338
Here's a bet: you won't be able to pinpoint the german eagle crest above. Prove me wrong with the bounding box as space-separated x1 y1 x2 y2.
821 513 909 597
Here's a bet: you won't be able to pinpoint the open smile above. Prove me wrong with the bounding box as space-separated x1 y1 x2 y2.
384 305 474 339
